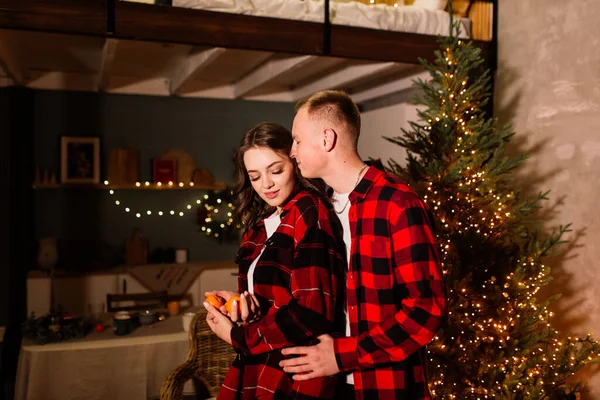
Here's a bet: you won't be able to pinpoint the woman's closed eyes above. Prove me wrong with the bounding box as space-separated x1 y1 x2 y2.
249 168 285 182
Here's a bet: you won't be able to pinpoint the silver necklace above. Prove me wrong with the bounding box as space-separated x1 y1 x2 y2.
334 164 368 215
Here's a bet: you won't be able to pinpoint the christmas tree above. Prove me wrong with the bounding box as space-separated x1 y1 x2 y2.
384 18 600 400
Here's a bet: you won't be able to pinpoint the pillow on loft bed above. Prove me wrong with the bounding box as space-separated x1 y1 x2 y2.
332 1 399 30
409 0 470 17
332 0 470 38
252 0 318 21
170 0 471 37
411 0 445 9
175 0 321 21
331 0 405 5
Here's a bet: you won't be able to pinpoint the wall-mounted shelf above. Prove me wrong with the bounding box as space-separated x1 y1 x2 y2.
32 182 228 191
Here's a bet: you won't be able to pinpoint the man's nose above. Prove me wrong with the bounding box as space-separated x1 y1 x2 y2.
290 143 296 159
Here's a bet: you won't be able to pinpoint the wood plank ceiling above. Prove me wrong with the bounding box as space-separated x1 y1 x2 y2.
0 28 429 103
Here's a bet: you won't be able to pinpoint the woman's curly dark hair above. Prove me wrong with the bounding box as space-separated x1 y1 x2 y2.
233 122 328 235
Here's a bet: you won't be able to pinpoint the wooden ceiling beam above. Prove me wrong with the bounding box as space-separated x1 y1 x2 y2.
0 31 25 85
292 62 398 102
330 25 439 63
97 38 119 92
170 47 227 95
351 70 430 103
0 0 107 36
234 55 317 99
27 70 97 92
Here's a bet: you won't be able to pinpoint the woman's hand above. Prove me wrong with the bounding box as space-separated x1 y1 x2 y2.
205 290 239 302
203 302 234 345
204 290 239 316
205 290 261 324
236 291 261 324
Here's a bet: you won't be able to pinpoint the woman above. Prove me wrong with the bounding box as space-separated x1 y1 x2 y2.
203 122 345 400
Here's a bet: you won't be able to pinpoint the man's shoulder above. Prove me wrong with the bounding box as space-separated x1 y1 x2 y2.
368 171 422 205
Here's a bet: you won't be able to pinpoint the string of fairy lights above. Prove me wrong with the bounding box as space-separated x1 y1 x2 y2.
101 180 240 239
420 39 600 398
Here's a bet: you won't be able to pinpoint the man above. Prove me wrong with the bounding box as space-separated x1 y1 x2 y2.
280 90 447 399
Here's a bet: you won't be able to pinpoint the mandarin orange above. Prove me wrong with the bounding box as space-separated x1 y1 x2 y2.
225 296 241 314
205 294 225 309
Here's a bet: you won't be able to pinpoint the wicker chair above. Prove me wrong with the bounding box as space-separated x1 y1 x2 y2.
160 310 237 400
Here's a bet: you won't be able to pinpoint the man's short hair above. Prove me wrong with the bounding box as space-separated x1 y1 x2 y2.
295 90 361 148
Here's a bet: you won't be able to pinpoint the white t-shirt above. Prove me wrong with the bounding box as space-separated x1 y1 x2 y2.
247 212 281 294
332 191 354 385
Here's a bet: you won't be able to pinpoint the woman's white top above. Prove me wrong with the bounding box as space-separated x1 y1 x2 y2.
247 212 281 294
332 191 354 384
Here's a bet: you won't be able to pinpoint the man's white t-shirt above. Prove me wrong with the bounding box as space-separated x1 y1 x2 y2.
247 212 281 294
332 191 354 385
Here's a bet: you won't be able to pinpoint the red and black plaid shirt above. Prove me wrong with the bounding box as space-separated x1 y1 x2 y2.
334 166 446 400
219 190 346 400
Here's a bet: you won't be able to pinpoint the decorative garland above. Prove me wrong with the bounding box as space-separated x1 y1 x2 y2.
106 182 199 218
196 188 242 243
104 181 242 242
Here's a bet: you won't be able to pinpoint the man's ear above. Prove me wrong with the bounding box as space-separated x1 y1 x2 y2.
323 128 337 152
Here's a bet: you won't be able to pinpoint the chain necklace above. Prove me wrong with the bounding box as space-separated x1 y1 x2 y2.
334 164 368 215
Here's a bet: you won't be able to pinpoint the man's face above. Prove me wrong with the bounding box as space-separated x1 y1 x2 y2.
290 107 326 179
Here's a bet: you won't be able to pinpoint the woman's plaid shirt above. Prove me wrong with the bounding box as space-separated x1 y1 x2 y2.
334 166 447 400
219 190 346 400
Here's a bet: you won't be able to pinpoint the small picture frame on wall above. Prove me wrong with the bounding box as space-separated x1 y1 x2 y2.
61 136 100 184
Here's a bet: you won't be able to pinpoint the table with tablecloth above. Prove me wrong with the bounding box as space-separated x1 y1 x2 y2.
15 308 205 400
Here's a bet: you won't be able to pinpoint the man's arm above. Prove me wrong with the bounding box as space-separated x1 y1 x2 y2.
335 197 446 372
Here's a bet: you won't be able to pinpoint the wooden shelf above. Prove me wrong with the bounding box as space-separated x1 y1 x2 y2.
32 182 228 191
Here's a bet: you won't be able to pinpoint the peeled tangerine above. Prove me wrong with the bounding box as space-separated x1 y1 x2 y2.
225 296 241 314
205 295 225 309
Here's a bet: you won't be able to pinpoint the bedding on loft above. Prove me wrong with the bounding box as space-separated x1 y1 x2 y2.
167 0 471 38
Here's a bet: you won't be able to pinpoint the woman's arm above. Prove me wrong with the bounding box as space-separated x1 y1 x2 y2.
230 204 343 355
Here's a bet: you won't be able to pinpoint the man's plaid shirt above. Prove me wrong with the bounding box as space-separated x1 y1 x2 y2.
334 166 447 400
219 190 346 400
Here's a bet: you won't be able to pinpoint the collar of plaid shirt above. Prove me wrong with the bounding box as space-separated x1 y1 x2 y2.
348 165 383 203
246 187 301 233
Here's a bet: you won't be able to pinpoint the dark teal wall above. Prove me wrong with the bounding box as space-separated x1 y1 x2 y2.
32 90 296 269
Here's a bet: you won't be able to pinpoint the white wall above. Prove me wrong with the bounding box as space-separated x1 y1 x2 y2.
496 1 600 396
359 102 420 166
27 262 238 316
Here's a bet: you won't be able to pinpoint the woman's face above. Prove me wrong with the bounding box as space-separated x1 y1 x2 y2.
243 146 296 210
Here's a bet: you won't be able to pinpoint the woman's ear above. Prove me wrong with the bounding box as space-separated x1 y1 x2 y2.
323 128 337 152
